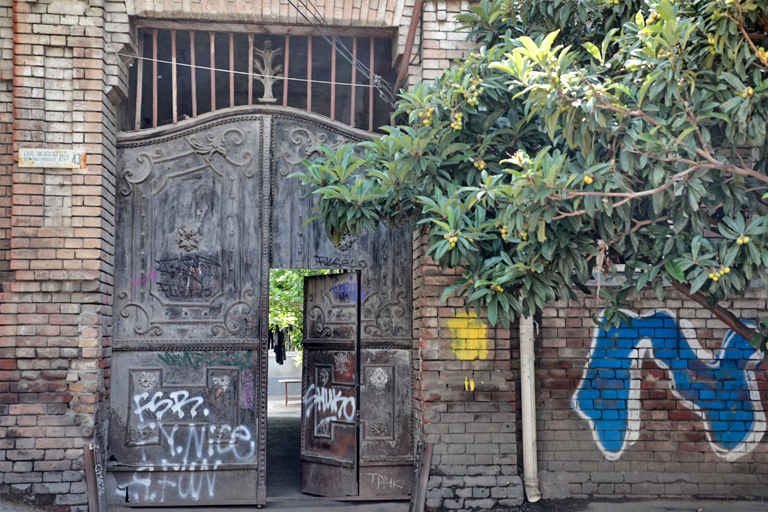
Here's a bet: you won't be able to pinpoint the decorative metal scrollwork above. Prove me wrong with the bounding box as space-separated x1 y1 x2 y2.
362 290 408 337
212 288 255 336
309 306 332 338
186 128 253 168
121 129 254 196
118 291 164 336
279 127 346 176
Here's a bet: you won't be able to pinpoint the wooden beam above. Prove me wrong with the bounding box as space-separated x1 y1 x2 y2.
190 31 197 117
351 37 357 127
307 35 312 113
134 34 144 131
229 32 235 108
210 32 216 112
283 34 289 108
171 29 177 124
152 28 157 128
330 38 336 121
248 34 253 106
134 19 397 39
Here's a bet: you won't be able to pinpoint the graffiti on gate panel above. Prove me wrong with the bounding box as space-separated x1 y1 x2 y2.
119 363 257 502
572 309 766 462
303 382 356 435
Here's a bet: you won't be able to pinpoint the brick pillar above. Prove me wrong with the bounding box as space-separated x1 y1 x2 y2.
0 0 120 507
412 228 524 510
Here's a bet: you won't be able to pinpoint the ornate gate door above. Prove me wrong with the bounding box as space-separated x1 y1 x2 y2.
301 272 360 496
109 106 413 505
109 115 269 505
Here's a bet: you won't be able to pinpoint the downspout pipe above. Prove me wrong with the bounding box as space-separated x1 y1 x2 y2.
394 0 425 95
520 313 541 502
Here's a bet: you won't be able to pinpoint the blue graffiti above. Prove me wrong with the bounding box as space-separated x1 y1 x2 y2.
572 309 765 461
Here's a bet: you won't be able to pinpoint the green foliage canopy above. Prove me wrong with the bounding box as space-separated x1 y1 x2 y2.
291 0 768 353
269 269 329 356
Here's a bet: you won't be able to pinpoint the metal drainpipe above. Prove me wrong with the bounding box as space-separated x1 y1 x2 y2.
394 0 425 95
520 313 541 502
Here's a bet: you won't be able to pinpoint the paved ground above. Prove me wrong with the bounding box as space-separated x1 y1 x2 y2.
511 499 768 512
3 403 765 512
2 497 766 511
267 396 302 498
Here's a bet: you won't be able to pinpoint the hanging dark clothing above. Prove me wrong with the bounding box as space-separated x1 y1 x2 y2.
271 327 287 365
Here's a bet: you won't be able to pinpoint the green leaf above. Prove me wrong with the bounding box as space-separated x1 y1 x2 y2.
537 221 547 242
665 260 685 282
688 270 709 295
583 42 601 63
720 72 746 92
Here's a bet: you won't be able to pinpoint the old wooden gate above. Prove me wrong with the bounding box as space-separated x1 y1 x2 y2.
301 272 413 498
109 106 413 506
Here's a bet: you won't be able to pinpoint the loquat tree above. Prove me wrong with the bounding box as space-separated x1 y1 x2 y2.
291 0 768 354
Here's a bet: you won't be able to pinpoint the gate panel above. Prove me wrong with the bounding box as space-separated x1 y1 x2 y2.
301 272 359 497
110 114 269 505
359 349 413 496
271 111 414 498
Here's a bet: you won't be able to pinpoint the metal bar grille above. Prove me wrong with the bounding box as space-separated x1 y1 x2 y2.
130 28 395 133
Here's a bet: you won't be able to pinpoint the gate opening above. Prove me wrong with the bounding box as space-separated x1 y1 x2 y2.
266 269 330 498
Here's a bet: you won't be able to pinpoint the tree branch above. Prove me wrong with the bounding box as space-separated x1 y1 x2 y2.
669 279 758 343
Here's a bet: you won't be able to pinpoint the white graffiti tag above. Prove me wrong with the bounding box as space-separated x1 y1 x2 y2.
116 422 256 503
133 391 204 422
366 472 403 490
303 384 356 422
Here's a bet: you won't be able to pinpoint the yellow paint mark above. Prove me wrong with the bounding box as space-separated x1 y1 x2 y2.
464 376 469 391
447 312 489 360
469 378 475 391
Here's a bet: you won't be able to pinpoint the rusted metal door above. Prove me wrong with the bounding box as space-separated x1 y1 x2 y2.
301 272 360 496
109 114 270 505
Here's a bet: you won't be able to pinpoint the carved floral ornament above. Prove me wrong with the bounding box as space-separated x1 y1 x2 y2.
369 367 389 388
253 40 283 104
369 420 389 436
131 424 155 442
174 225 202 252
211 424 232 439
137 372 157 390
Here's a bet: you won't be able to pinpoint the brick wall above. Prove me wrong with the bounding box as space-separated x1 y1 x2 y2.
534 288 768 501
409 1 476 84
0 0 128 506
412 229 524 511
0 0 12 280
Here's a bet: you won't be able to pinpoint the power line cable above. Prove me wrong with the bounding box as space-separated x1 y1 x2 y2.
116 52 385 89
284 0 396 104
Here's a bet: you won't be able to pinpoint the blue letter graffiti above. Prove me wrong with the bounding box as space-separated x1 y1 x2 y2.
572 309 765 462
